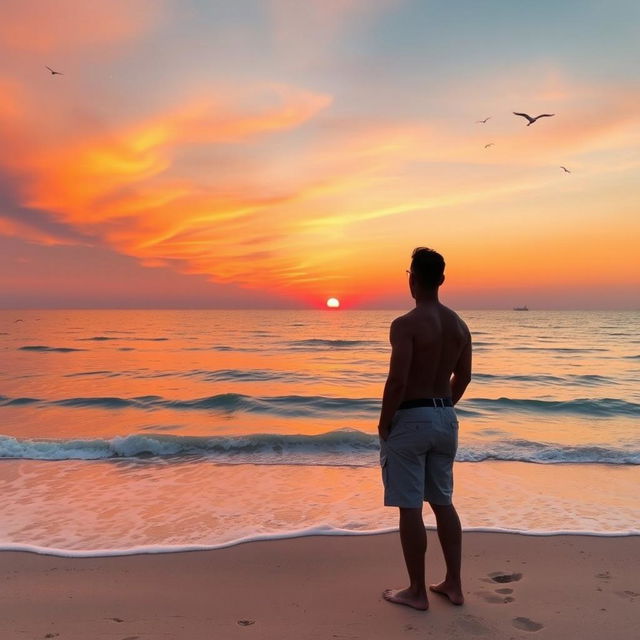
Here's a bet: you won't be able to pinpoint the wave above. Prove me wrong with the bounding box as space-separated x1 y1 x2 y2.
1 431 638 465
64 370 116 378
473 373 616 386
18 345 87 353
2 391 637 418
181 369 310 383
0 430 376 463
63 368 298 382
76 336 169 341
285 339 383 350
0 396 39 406
467 397 640 417
510 346 609 353
0 392 379 416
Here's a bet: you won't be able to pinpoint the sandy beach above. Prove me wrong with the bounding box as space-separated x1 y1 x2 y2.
2 531 638 639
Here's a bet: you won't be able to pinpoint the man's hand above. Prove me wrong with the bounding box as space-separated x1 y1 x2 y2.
377 316 412 443
378 425 390 442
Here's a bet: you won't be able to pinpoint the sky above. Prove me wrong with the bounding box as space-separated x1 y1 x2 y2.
1 0 638 309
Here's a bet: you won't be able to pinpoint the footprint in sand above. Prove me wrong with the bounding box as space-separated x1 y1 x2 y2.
488 571 522 584
512 617 544 632
475 590 515 604
120 637 140 640
596 571 611 580
495 588 513 594
615 590 639 600
456 614 493 636
237 619 256 626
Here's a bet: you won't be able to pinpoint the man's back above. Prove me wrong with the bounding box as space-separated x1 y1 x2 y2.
397 302 471 402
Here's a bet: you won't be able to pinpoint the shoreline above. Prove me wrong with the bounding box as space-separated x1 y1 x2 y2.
2 531 638 639
2 526 639 558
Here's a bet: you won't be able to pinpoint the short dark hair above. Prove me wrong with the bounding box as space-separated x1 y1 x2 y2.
410 247 445 289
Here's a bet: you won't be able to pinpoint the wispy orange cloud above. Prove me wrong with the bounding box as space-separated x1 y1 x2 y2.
0 216 66 246
0 79 340 293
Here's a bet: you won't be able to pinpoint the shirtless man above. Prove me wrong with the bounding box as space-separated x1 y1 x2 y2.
378 247 472 611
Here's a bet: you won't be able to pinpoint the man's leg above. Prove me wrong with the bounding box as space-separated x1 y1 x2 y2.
382 507 429 610
428 502 464 605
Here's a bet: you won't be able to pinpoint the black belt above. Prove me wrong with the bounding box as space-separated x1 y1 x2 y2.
398 397 453 409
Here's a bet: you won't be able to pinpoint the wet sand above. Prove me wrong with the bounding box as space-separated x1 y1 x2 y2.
2 532 638 639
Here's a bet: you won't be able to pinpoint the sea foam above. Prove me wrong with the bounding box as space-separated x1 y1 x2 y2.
1 431 638 465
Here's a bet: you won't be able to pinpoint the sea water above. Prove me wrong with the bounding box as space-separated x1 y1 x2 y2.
0 309 638 555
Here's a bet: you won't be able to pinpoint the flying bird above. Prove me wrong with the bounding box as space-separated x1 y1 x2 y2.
513 112 554 126
45 65 63 75
484 143 495 148
476 117 492 124
560 166 571 173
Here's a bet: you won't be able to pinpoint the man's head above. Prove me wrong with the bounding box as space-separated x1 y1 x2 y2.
409 247 445 296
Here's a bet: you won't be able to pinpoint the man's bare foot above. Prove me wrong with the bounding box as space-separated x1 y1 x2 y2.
382 587 429 611
429 580 464 605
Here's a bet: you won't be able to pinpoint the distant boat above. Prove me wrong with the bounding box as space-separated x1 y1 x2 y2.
513 305 529 311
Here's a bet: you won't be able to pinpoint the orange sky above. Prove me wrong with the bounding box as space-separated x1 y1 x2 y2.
1 0 638 308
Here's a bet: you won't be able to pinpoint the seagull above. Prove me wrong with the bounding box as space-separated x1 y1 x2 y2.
560 166 571 173
476 116 492 124
484 143 495 148
513 112 554 126
45 65 63 76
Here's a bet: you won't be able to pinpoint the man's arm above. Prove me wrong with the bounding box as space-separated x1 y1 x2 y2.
378 317 413 441
451 326 472 405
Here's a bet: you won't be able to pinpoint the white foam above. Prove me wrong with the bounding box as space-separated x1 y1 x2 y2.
1 432 638 465
1 525 638 558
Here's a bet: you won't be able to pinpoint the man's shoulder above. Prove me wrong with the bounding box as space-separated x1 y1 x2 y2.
440 304 469 326
447 308 471 341
390 310 416 329
388 312 415 339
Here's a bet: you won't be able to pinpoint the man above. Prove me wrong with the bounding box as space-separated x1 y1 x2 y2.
378 247 472 611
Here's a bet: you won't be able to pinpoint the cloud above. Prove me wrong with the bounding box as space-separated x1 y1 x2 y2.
0 79 337 293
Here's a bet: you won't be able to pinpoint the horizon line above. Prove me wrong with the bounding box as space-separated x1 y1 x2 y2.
1 307 638 312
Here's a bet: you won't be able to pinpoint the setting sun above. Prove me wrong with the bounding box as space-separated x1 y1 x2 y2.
326 297 340 309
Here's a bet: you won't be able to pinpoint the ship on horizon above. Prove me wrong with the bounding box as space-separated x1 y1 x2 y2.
513 305 529 311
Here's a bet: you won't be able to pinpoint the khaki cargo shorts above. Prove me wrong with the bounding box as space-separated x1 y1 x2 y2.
380 405 459 508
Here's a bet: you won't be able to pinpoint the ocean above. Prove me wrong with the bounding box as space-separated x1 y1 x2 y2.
0 309 638 556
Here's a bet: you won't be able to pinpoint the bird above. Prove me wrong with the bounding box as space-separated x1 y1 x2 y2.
513 112 554 126
45 65 63 76
484 143 495 148
560 166 571 173
476 116 492 124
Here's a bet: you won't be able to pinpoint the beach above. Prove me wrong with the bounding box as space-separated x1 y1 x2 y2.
3 532 638 639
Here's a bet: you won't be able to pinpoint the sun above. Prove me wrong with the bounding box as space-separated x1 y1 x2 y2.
326 297 340 309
